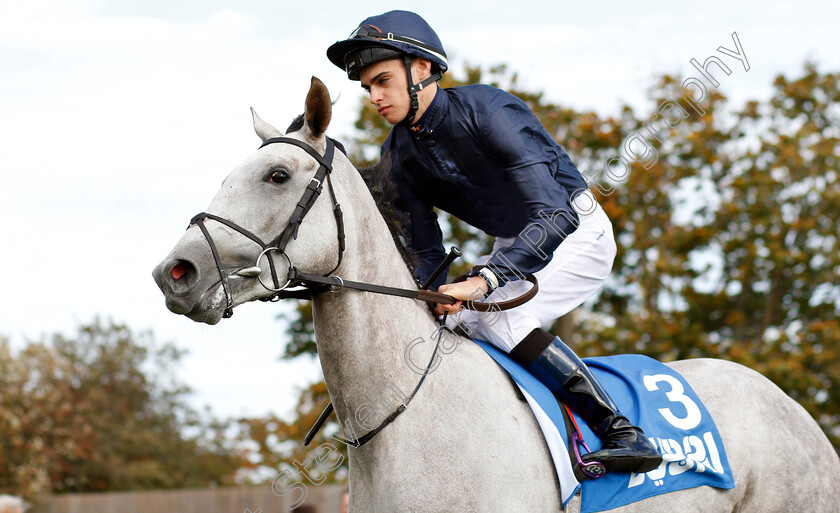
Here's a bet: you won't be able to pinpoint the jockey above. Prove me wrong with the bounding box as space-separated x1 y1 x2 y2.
327 10 662 475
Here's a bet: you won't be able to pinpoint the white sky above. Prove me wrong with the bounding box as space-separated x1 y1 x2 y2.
1 0 838 421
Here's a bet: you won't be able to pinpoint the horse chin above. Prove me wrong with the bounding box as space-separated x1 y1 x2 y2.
177 279 271 325
185 303 226 325
166 282 229 325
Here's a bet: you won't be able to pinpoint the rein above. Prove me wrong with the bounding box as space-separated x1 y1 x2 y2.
187 135 537 317
274 268 538 312
186 134 538 448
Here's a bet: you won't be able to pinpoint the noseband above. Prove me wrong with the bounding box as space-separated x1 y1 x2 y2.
187 135 538 320
189 136 344 318
185 133 540 448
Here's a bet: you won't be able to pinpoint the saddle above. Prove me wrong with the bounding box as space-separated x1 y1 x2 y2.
475 342 735 512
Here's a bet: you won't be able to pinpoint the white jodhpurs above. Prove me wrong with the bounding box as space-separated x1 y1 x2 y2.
445 193 617 353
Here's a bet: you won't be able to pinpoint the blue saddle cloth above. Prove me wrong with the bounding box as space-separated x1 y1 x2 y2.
473 340 735 513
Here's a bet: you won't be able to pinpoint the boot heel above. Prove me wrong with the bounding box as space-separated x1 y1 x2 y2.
510 328 664 476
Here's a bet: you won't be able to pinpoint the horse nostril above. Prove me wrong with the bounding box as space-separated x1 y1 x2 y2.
170 260 196 283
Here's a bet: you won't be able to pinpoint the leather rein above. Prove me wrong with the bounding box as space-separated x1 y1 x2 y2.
187 135 538 319
187 134 539 448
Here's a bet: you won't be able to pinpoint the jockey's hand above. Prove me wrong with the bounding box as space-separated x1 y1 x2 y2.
434 276 489 315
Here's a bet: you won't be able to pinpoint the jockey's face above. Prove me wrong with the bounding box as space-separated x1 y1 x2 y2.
360 56 435 125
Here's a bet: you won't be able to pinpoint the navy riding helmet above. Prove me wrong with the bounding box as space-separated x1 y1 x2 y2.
327 10 448 124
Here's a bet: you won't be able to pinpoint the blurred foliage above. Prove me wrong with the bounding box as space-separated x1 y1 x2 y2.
0 319 244 501
575 63 840 453
274 62 840 454
235 381 347 486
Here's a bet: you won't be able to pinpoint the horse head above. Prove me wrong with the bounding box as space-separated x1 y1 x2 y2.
152 77 345 324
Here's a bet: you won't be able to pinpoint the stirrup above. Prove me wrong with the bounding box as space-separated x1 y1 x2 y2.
565 403 605 481
571 431 606 481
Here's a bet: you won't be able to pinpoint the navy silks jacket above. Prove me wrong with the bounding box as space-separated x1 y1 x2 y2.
383 84 589 290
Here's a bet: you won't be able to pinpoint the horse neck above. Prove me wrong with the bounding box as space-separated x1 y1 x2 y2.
311 165 440 424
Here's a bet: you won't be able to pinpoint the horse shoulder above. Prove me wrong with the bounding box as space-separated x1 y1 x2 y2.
361 338 562 512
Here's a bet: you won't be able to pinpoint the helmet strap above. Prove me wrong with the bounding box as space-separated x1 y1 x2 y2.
399 54 442 125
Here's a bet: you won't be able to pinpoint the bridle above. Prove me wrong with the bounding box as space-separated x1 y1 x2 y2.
187 133 439 449
188 133 540 321
185 132 540 448
189 135 344 319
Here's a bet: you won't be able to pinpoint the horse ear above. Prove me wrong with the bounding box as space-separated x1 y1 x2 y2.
251 107 282 142
304 76 332 139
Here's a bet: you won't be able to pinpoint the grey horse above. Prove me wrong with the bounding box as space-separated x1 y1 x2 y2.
153 77 840 512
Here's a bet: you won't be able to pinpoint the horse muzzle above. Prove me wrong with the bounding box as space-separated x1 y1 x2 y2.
153 243 232 324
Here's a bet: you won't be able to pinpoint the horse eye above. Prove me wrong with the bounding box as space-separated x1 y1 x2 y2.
268 169 290 184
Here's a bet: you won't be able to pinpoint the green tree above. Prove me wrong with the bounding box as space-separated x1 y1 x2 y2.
0 319 244 500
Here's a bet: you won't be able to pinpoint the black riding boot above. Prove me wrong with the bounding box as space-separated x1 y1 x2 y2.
510 328 662 475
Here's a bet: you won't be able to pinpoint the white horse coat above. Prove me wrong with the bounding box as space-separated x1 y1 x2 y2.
153 77 840 512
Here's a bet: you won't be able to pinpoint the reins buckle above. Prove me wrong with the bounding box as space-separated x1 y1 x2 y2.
330 276 344 293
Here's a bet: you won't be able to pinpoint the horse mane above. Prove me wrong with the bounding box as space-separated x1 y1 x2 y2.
286 115 417 277
355 153 417 275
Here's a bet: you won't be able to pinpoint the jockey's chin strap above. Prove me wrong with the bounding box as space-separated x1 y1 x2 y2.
400 53 441 126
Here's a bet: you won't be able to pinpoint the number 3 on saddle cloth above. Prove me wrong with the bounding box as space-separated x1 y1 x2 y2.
473 340 735 513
